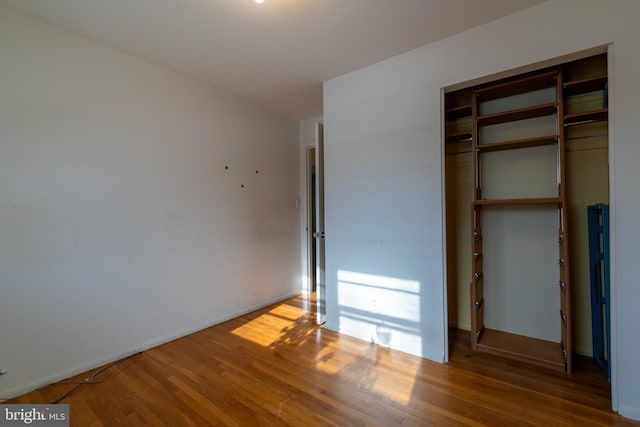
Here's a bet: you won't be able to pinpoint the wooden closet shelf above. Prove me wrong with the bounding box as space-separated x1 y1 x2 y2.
474 197 561 206
446 132 473 143
445 105 472 120
477 103 557 126
563 75 607 96
564 109 608 126
475 70 558 102
477 328 566 372
477 135 558 152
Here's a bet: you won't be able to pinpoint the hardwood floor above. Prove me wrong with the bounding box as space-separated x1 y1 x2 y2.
8 295 638 426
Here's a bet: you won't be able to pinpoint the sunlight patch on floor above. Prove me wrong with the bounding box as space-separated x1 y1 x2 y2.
230 293 422 406
370 350 421 406
314 342 356 375
267 303 307 321
231 304 306 347
314 339 420 406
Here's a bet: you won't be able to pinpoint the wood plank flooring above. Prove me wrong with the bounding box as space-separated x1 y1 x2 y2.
7 295 638 426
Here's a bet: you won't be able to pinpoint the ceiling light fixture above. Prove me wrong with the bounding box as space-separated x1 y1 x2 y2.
255 0 264 4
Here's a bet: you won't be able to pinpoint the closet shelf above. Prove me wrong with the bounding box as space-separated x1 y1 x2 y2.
477 103 557 126
477 135 558 152
476 329 566 372
474 197 561 206
446 132 473 143
563 75 607 96
564 109 608 126
445 105 472 120
475 70 558 102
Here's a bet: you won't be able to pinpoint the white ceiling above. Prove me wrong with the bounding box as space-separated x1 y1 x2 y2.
1 0 546 120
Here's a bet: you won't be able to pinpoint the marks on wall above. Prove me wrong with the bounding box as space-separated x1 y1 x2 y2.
224 164 261 190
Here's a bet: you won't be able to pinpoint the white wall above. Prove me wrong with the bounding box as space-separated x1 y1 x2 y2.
324 0 640 420
0 6 299 399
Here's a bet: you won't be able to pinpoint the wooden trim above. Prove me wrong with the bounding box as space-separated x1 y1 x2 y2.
474 197 561 206
445 104 472 120
564 109 608 126
475 70 558 102
470 90 481 352
476 329 566 372
445 131 473 143
477 135 558 152
563 74 607 96
472 92 480 201
557 65 572 373
477 103 557 126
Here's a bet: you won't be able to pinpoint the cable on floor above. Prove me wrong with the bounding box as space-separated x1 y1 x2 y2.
51 352 142 404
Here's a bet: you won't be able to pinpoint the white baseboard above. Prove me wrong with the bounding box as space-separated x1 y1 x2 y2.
0 291 301 401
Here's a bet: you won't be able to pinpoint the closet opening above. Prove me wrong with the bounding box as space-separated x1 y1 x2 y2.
444 52 610 379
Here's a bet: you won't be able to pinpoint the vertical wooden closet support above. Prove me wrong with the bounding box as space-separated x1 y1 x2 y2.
557 67 573 373
470 90 483 351
469 68 571 373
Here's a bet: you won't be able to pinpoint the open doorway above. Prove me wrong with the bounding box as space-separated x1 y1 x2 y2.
305 123 326 324
307 146 317 293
